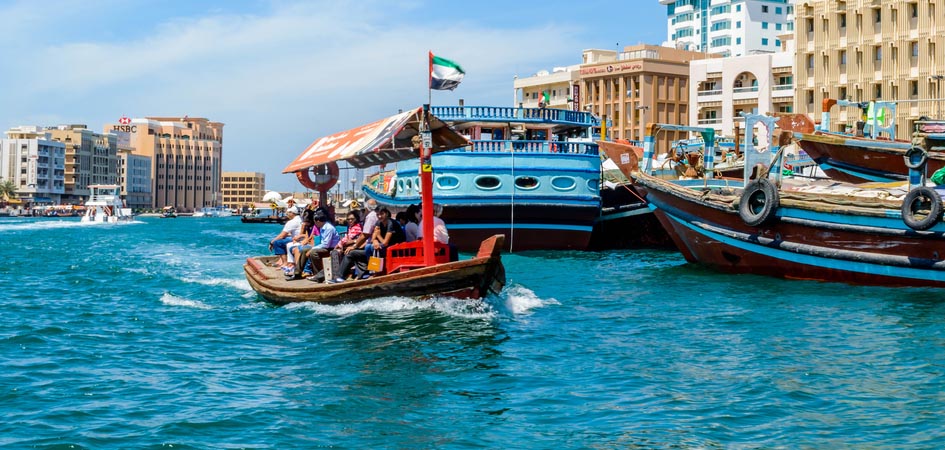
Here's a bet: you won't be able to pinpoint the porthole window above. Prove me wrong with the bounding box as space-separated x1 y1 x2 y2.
550 176 576 191
587 179 599 191
397 179 406 192
515 176 540 190
474 175 502 190
436 175 460 190
404 178 413 191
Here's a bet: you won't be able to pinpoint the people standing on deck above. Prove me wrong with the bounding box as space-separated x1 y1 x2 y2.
269 206 302 268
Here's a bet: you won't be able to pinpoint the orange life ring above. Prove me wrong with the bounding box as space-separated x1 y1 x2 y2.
296 162 339 191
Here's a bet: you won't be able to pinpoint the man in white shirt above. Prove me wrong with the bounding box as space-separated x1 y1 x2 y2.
270 206 302 267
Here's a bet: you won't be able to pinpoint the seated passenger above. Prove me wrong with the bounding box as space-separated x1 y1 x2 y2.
336 207 405 281
269 207 302 268
299 211 341 281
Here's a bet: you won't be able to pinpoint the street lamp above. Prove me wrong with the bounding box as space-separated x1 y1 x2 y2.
932 75 944 119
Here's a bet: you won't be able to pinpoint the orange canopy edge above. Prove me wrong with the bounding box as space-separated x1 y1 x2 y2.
282 106 469 173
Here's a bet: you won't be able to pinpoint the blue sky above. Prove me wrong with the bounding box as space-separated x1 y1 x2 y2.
0 0 667 191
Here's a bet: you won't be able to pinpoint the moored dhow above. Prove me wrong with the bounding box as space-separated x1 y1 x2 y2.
620 113 945 287
362 106 602 252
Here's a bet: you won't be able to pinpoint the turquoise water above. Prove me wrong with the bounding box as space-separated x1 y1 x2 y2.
2 216 945 448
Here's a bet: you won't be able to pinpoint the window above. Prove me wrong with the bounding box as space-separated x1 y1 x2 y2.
840 50 847 65
807 18 814 32
839 86 848 99
736 37 742 44
776 39 781 47
912 41 919 57
840 13 847 27
911 80 919 96
762 38 769 46
875 46 882 61
807 91 814 104
807 54 814 69
776 23 782 31
762 22 769 29
911 3 918 18
875 10 881 23
736 20 741 28
875 84 882 99
776 7 782 14
736 4 741 12
762 5 769 13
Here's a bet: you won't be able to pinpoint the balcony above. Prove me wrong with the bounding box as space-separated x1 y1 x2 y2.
698 118 722 125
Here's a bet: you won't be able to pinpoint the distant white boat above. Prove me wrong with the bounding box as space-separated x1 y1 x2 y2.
81 185 133 224
193 206 233 218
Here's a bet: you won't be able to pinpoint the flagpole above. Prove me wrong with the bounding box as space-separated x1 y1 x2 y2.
421 52 436 266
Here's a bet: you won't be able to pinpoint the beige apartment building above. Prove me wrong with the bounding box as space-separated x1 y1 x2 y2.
577 44 713 149
103 116 223 211
46 125 119 203
222 171 265 210
795 0 945 138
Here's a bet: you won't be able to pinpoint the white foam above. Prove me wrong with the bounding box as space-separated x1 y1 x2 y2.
0 219 145 233
180 276 252 291
501 284 558 315
285 295 496 320
160 293 213 310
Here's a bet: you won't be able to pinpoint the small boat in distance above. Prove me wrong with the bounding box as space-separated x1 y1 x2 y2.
193 206 233 218
81 185 133 224
161 206 178 218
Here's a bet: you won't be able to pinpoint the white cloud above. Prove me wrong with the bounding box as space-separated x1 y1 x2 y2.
0 0 585 191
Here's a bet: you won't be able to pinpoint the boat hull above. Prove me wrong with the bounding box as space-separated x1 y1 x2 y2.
794 132 934 183
364 151 601 252
638 173 945 288
244 235 507 304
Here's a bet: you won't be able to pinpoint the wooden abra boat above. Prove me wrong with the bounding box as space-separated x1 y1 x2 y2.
244 235 505 305
617 113 945 287
244 105 507 304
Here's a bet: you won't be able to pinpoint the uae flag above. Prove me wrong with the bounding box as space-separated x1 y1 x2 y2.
429 52 465 91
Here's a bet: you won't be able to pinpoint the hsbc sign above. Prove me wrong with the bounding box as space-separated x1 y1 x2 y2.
113 117 136 133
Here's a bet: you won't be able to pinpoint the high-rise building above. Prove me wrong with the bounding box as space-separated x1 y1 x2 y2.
46 125 119 204
661 0 795 57
1 126 66 206
103 116 223 211
690 35 796 136
221 171 265 210
795 0 945 138
576 44 713 148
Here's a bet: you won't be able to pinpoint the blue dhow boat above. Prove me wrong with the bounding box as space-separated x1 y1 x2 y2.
362 106 604 252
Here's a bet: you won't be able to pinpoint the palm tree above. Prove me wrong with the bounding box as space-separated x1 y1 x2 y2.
0 179 15 202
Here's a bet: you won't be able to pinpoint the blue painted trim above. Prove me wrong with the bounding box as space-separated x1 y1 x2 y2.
818 162 899 182
449 223 594 232
662 209 945 282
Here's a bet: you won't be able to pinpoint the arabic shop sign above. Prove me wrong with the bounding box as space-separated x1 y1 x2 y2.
579 63 643 75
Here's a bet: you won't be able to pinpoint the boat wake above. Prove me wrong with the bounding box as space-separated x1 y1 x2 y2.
498 284 559 315
160 292 214 310
285 295 497 320
0 219 143 232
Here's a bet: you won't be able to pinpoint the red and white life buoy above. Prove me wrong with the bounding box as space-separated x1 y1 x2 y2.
296 162 339 191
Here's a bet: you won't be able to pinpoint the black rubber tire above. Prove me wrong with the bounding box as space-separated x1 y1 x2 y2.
901 186 943 231
904 146 928 170
738 178 779 227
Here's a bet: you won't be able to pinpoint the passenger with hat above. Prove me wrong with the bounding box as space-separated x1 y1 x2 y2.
269 206 302 268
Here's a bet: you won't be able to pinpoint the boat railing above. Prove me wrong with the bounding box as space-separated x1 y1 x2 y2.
89 194 118 203
459 140 599 155
432 106 599 127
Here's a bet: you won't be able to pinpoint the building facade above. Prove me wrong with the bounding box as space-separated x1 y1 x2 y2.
44 125 118 204
795 0 945 138
118 149 153 211
690 35 795 136
513 65 582 109
662 0 795 57
104 116 223 211
1 126 66 205
222 171 265 210
577 44 712 148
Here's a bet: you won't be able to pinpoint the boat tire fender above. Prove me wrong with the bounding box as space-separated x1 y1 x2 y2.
296 162 340 191
904 146 928 170
738 178 779 227
901 186 943 231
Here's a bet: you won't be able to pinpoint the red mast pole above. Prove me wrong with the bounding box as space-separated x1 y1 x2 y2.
419 104 436 266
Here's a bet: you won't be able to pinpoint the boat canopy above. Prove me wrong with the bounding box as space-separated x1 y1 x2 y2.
282 106 469 173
